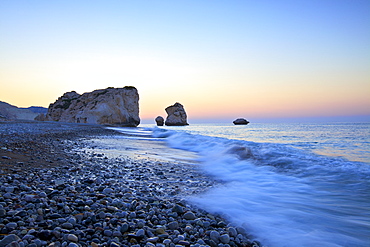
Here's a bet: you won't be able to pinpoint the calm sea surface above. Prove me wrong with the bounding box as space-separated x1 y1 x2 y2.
107 122 370 247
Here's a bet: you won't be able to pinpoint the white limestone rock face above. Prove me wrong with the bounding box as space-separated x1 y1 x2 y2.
165 102 189 126
44 87 140 126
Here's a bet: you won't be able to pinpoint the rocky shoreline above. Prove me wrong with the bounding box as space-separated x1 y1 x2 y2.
0 121 262 247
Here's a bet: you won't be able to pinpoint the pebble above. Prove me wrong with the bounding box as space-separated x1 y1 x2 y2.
0 234 20 246
136 229 145 237
210 230 220 243
67 234 78 242
61 222 74 229
0 123 256 247
220 233 231 244
167 221 179 230
183 211 196 220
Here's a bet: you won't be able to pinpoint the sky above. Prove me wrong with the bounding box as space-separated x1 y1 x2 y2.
1 0 369 122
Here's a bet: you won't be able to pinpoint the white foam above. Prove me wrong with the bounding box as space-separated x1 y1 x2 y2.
151 128 370 247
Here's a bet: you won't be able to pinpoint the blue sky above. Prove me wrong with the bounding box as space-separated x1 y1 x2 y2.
1 0 369 122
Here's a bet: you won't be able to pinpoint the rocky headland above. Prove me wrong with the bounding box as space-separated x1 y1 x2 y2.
36 87 140 127
0 121 261 247
164 103 188 126
0 102 47 121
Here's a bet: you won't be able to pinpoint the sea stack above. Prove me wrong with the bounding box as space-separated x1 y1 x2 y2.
38 86 140 127
233 118 249 125
155 116 164 126
165 102 189 126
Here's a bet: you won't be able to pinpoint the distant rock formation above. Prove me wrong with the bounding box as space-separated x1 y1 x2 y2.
38 87 140 127
233 118 249 125
0 101 46 121
165 102 189 126
155 116 164 126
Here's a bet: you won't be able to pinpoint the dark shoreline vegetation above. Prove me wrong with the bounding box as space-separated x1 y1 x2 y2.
0 120 262 247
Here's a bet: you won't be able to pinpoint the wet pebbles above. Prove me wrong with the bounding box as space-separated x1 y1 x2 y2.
0 121 262 247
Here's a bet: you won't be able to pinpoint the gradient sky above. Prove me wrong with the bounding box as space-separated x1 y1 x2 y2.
1 0 369 122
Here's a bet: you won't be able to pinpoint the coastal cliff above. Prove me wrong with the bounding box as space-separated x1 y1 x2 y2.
38 87 140 127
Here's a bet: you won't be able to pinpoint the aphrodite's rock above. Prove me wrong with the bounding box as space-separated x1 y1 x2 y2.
155 116 164 126
165 102 189 126
42 87 140 127
233 118 249 125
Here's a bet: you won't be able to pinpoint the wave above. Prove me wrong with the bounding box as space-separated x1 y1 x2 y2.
150 127 370 247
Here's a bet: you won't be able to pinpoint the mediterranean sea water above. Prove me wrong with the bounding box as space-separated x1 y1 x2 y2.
108 122 370 247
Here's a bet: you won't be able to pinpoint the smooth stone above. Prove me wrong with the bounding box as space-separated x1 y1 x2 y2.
24 195 35 202
102 188 113 195
103 230 112 236
172 204 185 214
39 192 47 198
109 242 120 247
210 230 220 243
220 234 230 244
120 223 129 233
67 234 78 242
112 231 122 237
154 228 166 235
3 193 12 199
183 211 196 220
228 227 237 237
146 237 159 243
178 240 190 245
136 229 145 237
163 239 171 245
61 223 73 229
0 234 20 247
6 222 17 230
167 221 179 230
5 187 15 193
0 209 6 217
7 241 20 247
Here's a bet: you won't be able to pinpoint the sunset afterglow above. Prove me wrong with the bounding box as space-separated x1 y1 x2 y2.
1 1 369 122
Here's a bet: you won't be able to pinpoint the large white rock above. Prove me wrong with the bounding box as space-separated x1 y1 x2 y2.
165 102 189 126
43 87 140 126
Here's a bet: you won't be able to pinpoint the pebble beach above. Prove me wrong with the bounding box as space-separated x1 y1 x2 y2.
0 121 260 247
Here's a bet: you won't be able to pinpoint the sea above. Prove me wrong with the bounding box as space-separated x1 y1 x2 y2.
103 122 370 247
